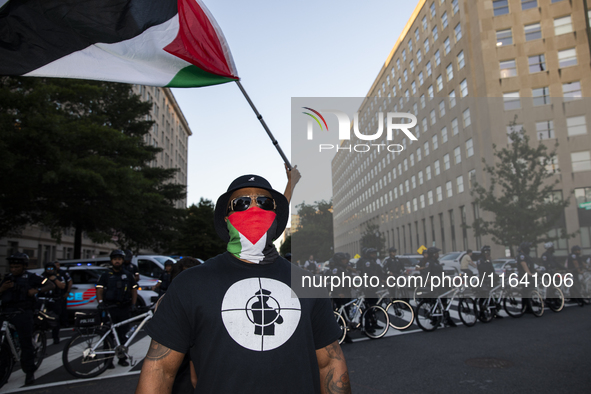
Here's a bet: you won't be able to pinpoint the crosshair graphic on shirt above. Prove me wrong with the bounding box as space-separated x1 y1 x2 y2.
221 277 301 351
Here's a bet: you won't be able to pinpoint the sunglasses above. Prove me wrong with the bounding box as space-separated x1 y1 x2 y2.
228 195 276 213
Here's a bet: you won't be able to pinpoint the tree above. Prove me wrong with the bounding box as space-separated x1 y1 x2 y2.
0 77 186 256
291 200 333 262
279 234 291 257
470 124 572 255
172 199 226 259
360 223 385 254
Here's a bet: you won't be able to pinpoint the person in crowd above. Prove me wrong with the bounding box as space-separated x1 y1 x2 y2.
54 260 72 327
303 254 318 273
541 242 563 273
153 260 173 297
460 249 477 276
96 249 138 367
39 261 66 344
424 247 456 327
136 174 349 394
566 245 585 307
123 249 140 282
0 253 54 385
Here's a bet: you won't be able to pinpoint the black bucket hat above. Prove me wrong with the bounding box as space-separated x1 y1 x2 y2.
214 174 289 242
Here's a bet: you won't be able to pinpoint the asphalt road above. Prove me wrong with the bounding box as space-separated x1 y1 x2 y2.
5 303 590 394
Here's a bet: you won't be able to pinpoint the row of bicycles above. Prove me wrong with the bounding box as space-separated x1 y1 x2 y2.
333 270 591 343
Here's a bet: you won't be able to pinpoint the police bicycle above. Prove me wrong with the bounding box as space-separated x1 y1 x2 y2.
333 293 389 344
62 304 153 378
375 289 414 330
415 287 478 331
0 309 46 389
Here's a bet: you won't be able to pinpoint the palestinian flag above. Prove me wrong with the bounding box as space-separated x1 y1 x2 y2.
0 0 239 87
227 207 278 264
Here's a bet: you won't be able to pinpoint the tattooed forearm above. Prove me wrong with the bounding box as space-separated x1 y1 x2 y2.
146 340 172 361
324 342 344 361
324 368 352 394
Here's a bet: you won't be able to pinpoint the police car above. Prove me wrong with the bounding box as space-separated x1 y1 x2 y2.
29 266 157 313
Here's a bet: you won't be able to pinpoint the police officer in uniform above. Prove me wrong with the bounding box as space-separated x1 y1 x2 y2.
516 242 536 312
39 262 66 344
54 260 73 327
0 254 55 385
96 249 138 367
123 249 140 282
541 242 562 273
477 246 502 319
382 247 407 300
153 260 173 297
357 248 385 333
424 247 456 327
566 245 585 306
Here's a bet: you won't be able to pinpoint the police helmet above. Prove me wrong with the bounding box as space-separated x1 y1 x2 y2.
44 261 57 270
481 245 491 253
519 242 531 254
388 247 397 253
124 249 133 262
7 253 29 266
571 245 581 253
544 242 554 250
333 252 347 262
344 253 351 260
164 260 174 266
110 249 126 259
427 247 441 256
367 248 378 255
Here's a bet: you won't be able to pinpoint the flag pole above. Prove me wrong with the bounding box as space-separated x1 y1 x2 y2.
235 80 292 169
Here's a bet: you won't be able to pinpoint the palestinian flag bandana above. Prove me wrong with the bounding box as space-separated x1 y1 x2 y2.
227 207 279 265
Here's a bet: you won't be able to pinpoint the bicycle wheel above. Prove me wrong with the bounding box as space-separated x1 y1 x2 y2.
458 298 478 327
334 312 347 345
503 292 525 318
362 305 389 339
0 344 14 390
415 300 442 332
386 300 414 330
477 298 494 323
32 329 46 370
530 291 544 317
546 287 565 313
62 329 114 378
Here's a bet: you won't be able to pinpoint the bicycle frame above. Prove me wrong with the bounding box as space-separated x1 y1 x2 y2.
1 319 19 361
89 309 153 358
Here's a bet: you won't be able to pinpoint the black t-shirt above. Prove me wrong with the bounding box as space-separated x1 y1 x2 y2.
145 252 340 394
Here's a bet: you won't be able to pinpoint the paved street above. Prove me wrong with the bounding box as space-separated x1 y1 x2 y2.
3 303 590 394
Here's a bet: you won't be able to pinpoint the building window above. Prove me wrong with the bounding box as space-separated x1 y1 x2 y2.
435 160 441 175
402 49 407 62
466 138 474 157
420 94 426 108
463 108 471 127
554 16 573 35
454 23 463 42
469 170 476 189
444 154 451 170
428 190 434 205
409 39 413 53
437 75 443 91
493 0 509 16
446 181 453 197
453 0 459 14
433 25 439 42
419 170 424 184
431 109 437 125
424 141 430 156
417 49 423 64
452 118 459 135
449 90 457 108
525 23 542 41
454 146 462 164
500 59 517 78
442 12 448 28
423 117 428 132
404 69 408 81
412 81 417 95
533 87 550 106
503 91 521 110
522 0 537 10
572 151 591 172
428 85 434 99
423 15 428 30
563 81 581 100
410 153 415 167
432 135 439 150
444 37 451 54
424 38 430 53
441 126 448 142
435 49 441 65
460 79 468 97
420 194 426 208
397 59 401 70
437 186 444 201
426 61 432 76
426 166 432 180
415 27 420 42
567 116 587 136
457 176 464 193
496 28 512 46
412 176 417 189
430 2 436 18
444 65 453 83
410 60 415 73
528 54 546 73
543 157 560 173
536 120 555 140
558 48 577 68
419 71 424 86
457 50 465 69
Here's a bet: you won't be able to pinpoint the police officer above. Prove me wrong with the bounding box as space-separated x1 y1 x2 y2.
39 262 66 344
0 254 55 385
328 253 353 307
153 260 173 297
357 248 384 333
382 247 407 300
123 249 140 282
516 242 536 312
477 246 503 319
566 245 585 306
424 247 456 327
96 249 138 367
54 260 73 327
541 242 562 273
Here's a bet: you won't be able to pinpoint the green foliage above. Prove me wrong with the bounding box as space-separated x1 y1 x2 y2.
172 199 226 259
0 77 185 256
470 123 573 253
279 234 291 257
360 223 385 254
291 200 333 262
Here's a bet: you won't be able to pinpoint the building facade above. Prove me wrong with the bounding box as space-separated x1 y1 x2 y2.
0 86 192 271
332 0 591 259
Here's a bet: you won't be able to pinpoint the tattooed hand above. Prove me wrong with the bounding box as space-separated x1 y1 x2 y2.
317 341 352 394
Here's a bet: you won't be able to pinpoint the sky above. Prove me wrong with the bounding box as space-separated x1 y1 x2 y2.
171 0 418 208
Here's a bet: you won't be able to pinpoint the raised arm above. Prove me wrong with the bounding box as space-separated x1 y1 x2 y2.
135 340 186 394
316 341 351 394
283 163 301 203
